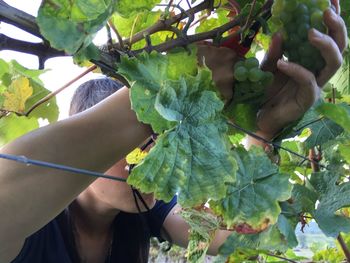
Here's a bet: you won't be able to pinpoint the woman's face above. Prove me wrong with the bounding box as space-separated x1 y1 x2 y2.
90 158 156 213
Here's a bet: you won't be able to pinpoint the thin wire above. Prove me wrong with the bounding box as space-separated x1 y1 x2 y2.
227 121 328 170
0 153 127 182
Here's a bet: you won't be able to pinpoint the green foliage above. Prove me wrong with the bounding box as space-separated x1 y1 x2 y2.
293 102 344 149
316 102 350 133
0 114 39 145
310 171 350 237
117 49 198 133
37 0 116 54
210 147 291 232
127 69 237 206
218 225 289 257
0 59 58 145
114 0 161 17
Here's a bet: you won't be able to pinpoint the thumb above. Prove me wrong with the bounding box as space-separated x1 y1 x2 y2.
261 33 283 72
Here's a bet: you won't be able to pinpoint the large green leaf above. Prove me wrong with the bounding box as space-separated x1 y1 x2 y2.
316 102 350 134
218 225 288 257
117 50 198 133
37 0 116 54
128 71 236 207
310 172 350 237
282 103 344 149
114 0 161 17
210 147 291 231
0 114 39 145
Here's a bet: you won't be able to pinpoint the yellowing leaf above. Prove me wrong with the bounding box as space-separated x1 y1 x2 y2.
2 77 33 113
126 147 148 165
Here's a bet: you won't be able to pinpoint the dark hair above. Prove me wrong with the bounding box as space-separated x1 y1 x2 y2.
69 78 124 116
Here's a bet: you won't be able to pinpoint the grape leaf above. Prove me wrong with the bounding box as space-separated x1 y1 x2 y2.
224 103 258 133
279 102 344 148
310 171 350 237
117 50 198 133
110 10 175 50
329 50 349 95
114 0 161 17
0 59 9 78
277 214 298 248
37 0 116 54
0 114 39 145
9 60 59 123
180 208 220 263
195 8 230 34
316 102 350 133
218 225 288 257
2 77 33 113
210 147 291 232
128 71 236 207
126 148 148 165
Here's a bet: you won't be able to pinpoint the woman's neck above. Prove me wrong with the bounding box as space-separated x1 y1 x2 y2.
69 189 119 263
72 188 119 237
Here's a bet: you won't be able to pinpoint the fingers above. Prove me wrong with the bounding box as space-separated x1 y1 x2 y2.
309 29 343 87
330 0 340 14
323 8 348 53
277 60 320 110
261 33 283 73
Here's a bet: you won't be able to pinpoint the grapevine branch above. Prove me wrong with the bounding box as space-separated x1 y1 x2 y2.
0 0 41 38
0 34 65 60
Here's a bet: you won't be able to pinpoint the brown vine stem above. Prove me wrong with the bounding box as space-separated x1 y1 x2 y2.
337 234 350 262
309 148 320 172
243 0 258 30
25 65 97 117
309 145 350 262
108 20 125 50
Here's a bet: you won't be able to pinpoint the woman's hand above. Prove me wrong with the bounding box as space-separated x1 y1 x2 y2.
256 2 348 140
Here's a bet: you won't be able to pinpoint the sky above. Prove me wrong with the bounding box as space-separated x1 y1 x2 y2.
0 0 106 120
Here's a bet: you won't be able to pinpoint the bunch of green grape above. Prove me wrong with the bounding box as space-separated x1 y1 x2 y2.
233 57 273 104
270 0 330 73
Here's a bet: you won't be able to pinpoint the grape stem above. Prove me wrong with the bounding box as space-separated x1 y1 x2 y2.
337 234 350 262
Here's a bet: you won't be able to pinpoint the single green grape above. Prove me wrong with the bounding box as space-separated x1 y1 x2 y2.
311 9 324 28
234 66 248 82
234 61 245 70
248 68 264 82
284 0 298 12
316 0 330 10
271 0 284 16
296 3 309 14
244 57 260 69
262 72 274 87
297 23 311 40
